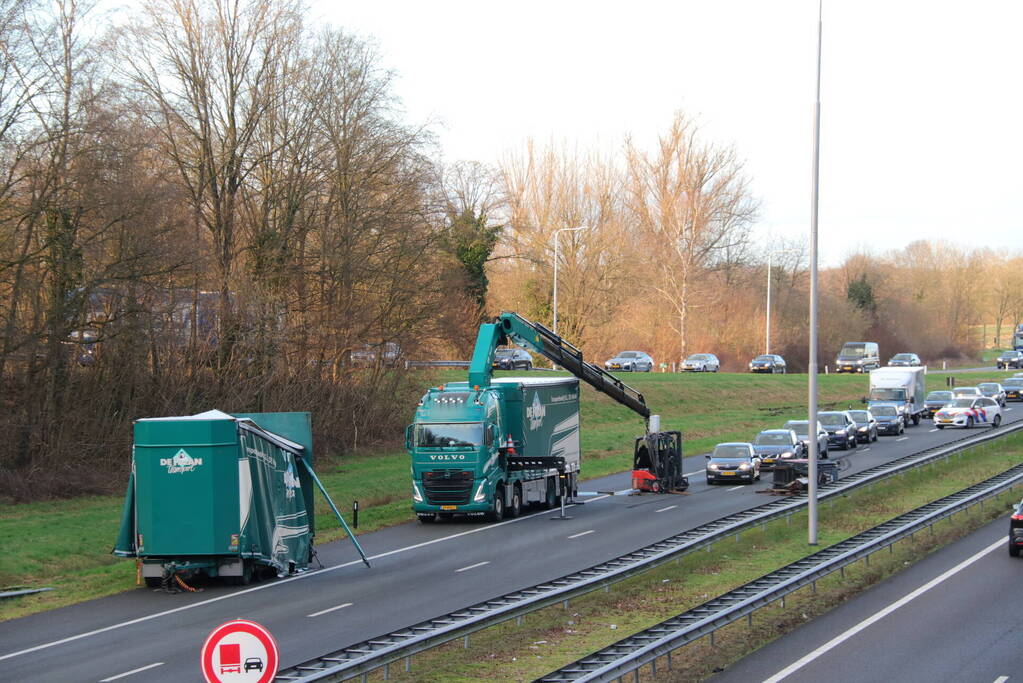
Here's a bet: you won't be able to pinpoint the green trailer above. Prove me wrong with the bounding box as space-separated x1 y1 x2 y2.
114 410 367 586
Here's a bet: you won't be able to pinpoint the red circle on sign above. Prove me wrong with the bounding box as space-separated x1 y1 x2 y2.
200 619 279 683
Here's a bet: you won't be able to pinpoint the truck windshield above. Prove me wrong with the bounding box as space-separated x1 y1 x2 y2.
416 423 483 448
870 388 907 401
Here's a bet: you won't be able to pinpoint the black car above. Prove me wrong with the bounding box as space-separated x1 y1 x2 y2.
887 352 922 367
492 347 533 370
1003 378 1023 402
1009 499 1023 557
748 354 787 374
818 411 858 450
751 429 804 470
705 443 760 484
997 350 1023 370
923 390 954 418
871 405 905 435
847 409 878 443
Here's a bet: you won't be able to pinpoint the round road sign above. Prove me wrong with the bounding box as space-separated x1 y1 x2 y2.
200 619 279 683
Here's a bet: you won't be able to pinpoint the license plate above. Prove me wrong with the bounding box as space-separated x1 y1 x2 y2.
720 471 736 476
763 458 775 464
843 366 853 371
441 505 457 510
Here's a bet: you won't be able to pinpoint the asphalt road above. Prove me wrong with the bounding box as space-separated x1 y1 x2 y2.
2 404 1021 682
713 517 1021 683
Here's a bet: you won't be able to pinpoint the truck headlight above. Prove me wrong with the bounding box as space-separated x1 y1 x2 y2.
412 481 423 502
472 480 487 502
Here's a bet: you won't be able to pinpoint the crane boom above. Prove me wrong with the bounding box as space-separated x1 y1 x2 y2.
467 312 650 421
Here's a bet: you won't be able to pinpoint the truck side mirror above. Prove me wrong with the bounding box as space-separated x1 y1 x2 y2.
405 425 413 451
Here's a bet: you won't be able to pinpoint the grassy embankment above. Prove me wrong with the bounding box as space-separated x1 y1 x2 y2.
0 368 1010 621
363 429 1023 682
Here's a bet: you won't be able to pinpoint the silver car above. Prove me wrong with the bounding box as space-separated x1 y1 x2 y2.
978 382 1007 407
682 353 720 372
782 419 829 458
605 351 653 372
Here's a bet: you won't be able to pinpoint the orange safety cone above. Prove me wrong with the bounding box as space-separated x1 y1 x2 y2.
504 435 517 455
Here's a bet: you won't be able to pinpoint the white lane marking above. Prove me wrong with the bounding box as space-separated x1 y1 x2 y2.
929 428 939 432
99 662 164 681
896 436 909 441
307 602 353 618
568 530 595 539
993 677 1008 683
0 500 574 663
727 485 745 491
1005 408 1014 412
685 470 704 477
455 561 489 573
861 447 871 452
761 537 1003 683
656 505 677 513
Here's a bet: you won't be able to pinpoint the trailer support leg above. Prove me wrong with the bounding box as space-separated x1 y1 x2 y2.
299 459 371 567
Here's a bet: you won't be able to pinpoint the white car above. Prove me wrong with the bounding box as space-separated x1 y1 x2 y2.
934 396 1002 429
682 353 720 372
951 386 982 398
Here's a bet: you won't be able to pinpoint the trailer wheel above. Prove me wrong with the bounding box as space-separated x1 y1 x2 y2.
229 561 253 586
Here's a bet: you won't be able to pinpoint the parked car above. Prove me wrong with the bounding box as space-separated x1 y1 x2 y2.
978 382 1007 407
782 419 829 458
1002 378 1023 402
952 386 982 398
847 409 878 443
835 341 880 373
682 353 719 372
748 354 787 374
604 350 653 372
887 352 922 367
817 411 859 450
934 396 1002 429
870 404 905 435
705 443 760 484
751 429 804 470
1008 499 1023 557
997 350 1023 370
923 390 955 418
492 347 533 370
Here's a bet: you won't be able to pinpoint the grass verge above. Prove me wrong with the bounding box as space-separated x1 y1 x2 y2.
359 431 1023 682
0 369 1013 621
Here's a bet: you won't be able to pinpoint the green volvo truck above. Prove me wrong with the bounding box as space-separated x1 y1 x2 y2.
408 312 687 523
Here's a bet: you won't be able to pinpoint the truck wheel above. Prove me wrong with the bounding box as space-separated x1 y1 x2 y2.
229 561 252 586
508 486 522 518
487 493 505 522
1010 542 1020 557
544 478 558 509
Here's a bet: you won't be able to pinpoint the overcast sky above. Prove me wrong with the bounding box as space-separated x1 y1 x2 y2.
312 0 1022 265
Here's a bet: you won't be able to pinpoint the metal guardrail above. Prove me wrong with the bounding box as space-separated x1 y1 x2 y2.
275 421 1023 682
538 461 1023 682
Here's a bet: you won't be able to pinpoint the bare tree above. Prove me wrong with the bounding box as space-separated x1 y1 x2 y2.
625 112 757 362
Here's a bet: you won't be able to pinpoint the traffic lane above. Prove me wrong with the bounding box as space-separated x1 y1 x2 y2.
713 518 1021 683
3 413 1020 682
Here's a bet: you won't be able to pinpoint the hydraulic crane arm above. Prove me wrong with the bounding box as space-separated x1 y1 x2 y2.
467 312 650 421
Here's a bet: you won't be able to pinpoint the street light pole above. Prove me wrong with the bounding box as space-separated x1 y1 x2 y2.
808 0 823 546
766 249 799 355
552 226 588 336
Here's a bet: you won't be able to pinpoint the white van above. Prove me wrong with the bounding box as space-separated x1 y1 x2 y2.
835 342 880 373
